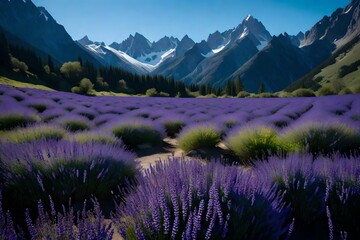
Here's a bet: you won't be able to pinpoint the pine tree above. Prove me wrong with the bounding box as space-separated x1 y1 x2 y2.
258 82 265 94
235 75 244 94
0 28 12 70
47 55 55 72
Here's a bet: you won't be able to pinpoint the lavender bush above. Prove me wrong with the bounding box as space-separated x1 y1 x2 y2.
0 140 138 216
0 193 114 239
255 154 360 239
114 159 289 240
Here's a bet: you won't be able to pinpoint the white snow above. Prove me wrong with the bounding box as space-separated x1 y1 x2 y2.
239 27 249 40
245 14 252 21
105 46 155 72
212 44 227 54
345 6 352 14
40 12 48 21
257 40 268 50
136 48 175 66
201 51 214 58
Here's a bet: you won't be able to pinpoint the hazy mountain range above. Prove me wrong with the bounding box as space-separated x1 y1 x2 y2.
0 0 359 92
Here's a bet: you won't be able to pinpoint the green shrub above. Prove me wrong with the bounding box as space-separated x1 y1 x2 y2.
178 125 221 153
281 123 360 157
237 91 250 98
227 126 282 165
0 125 66 143
71 78 94 95
277 91 294 98
71 132 119 145
292 88 316 97
145 88 158 97
112 122 163 147
338 87 353 95
317 86 336 96
0 113 39 130
162 120 186 137
59 118 91 132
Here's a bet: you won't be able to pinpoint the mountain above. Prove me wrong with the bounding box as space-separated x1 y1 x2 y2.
0 0 100 66
155 14 272 87
152 41 211 79
302 0 360 47
229 34 313 92
77 37 153 74
287 0 360 92
78 34 183 73
108 34 180 65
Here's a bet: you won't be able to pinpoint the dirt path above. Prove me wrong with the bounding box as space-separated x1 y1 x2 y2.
135 138 185 169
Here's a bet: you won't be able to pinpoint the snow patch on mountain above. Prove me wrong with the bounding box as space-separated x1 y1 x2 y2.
136 48 176 66
104 46 155 72
239 28 249 40
257 40 268 50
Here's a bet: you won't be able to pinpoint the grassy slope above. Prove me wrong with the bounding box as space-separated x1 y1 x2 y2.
315 42 360 91
0 76 54 91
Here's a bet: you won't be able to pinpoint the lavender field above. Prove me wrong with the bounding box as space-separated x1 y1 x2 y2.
0 84 360 239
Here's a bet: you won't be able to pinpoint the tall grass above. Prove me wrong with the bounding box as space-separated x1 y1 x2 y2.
0 124 66 143
281 122 360 157
178 125 221 153
226 126 282 165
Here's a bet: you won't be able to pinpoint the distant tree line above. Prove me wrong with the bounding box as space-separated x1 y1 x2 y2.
0 27 259 97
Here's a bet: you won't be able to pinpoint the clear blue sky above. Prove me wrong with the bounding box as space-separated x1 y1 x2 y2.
32 0 350 44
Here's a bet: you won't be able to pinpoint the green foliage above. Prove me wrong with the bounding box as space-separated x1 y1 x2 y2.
112 122 163 147
281 122 360 157
338 87 353 95
59 119 91 132
60 61 82 79
258 83 265 94
159 91 170 97
227 126 282 165
0 125 65 143
145 88 158 97
178 125 221 153
317 86 336 96
11 57 28 72
292 88 316 97
277 91 294 98
162 120 186 137
338 59 360 78
237 91 250 98
0 113 39 130
71 78 94 95
0 28 12 70
235 75 244 93
79 78 94 94
70 132 119 145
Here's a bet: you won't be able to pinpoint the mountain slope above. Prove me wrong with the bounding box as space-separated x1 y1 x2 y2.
0 0 100 65
230 34 313 92
184 34 259 87
156 15 272 86
287 0 360 91
77 37 153 74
